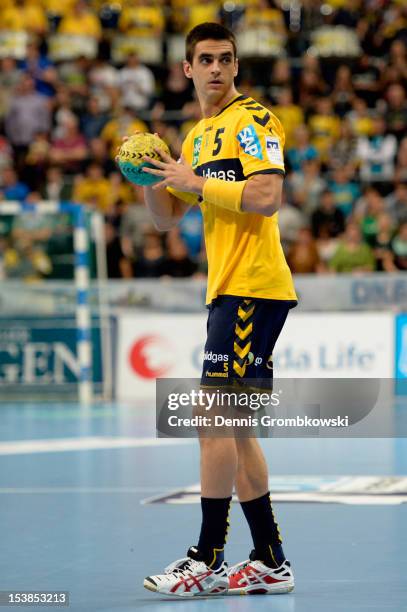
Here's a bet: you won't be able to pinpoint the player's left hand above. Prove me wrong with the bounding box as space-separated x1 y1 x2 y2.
143 149 203 193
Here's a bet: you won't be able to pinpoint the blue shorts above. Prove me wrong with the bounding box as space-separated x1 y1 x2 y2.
201 295 297 389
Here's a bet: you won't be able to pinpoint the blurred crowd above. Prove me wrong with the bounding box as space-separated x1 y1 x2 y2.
0 0 406 281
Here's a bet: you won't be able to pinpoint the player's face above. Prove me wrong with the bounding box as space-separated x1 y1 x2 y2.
183 40 238 104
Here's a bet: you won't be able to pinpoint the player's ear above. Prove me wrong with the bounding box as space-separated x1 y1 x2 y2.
234 58 239 78
183 60 192 79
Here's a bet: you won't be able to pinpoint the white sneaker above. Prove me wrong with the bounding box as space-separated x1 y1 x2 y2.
144 547 229 597
228 551 294 595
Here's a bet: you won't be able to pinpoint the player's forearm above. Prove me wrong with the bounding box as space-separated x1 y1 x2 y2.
143 185 183 231
189 175 282 217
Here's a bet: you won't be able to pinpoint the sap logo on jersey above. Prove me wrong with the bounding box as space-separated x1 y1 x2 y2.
204 351 229 364
237 125 263 160
202 168 236 181
128 335 172 379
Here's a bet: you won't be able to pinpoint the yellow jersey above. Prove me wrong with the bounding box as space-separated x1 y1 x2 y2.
169 94 297 305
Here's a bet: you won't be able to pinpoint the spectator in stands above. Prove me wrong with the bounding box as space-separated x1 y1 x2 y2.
101 106 147 160
359 187 385 247
353 185 381 218
309 98 341 163
286 124 318 172
219 0 245 32
150 119 183 159
42 0 74 21
73 163 110 211
118 53 156 112
329 165 361 218
385 181 407 224
163 230 198 277
58 0 102 40
49 114 88 174
57 56 90 103
118 0 165 37
24 132 51 191
0 0 48 36
381 8 407 50
329 222 375 274
331 65 355 117
278 190 308 252
178 207 203 260
185 0 220 33
390 221 407 271
273 89 304 150
120 184 153 251
373 213 396 271
5 74 51 167
267 59 292 102
52 86 76 140
385 83 407 141
311 189 345 240
0 137 13 176
11 195 54 247
288 158 327 214
297 62 328 114
395 136 407 182
386 40 407 84
356 115 397 184
41 166 72 202
3 237 52 281
20 42 58 98
88 137 115 174
152 63 194 124
133 227 166 278
351 53 382 108
346 97 374 138
287 227 325 274
331 0 360 28
105 219 133 279
88 56 119 112
80 96 109 141
0 167 29 201
329 119 358 171
107 172 134 210
244 0 287 36
0 58 21 121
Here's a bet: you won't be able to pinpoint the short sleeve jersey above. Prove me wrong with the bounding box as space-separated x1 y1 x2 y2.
168 94 297 305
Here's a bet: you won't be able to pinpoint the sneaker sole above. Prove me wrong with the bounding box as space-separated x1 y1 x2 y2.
143 579 228 597
227 582 294 596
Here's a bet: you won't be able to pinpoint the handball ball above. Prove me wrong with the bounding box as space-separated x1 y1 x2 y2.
117 133 170 186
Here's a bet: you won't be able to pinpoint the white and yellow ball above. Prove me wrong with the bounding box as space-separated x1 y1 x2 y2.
117 132 170 186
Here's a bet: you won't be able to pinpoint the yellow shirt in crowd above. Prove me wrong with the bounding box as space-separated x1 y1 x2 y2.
101 116 148 159
119 5 165 36
58 10 102 39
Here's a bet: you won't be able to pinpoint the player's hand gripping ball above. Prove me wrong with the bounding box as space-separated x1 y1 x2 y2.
117 133 170 186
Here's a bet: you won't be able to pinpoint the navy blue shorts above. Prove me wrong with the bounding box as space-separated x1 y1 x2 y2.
201 295 297 389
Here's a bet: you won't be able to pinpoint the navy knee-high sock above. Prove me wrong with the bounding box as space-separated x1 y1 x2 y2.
197 496 231 569
240 492 286 568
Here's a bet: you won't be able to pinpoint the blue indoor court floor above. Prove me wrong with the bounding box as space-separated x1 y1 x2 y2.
0 400 407 612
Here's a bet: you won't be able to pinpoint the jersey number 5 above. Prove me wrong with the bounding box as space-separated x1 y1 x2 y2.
212 128 225 156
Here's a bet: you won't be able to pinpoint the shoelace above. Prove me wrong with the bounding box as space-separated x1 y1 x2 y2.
165 558 201 576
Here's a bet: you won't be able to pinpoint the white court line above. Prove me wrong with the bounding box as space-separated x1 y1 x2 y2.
0 487 172 494
0 437 194 456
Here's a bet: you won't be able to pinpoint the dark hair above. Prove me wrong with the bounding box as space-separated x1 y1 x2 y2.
185 22 237 64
